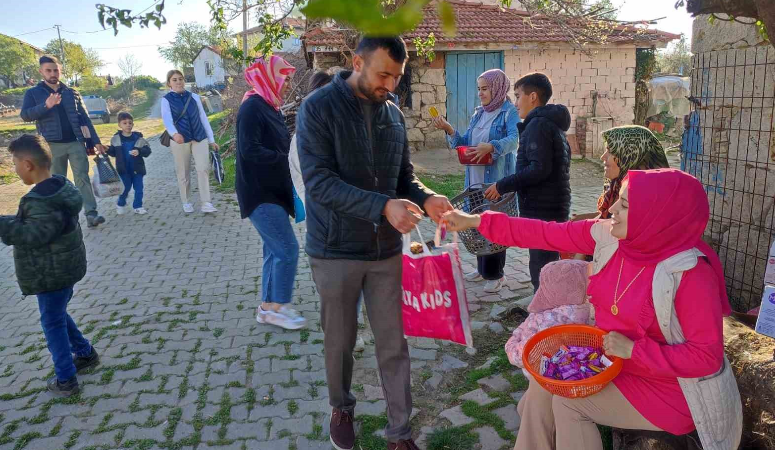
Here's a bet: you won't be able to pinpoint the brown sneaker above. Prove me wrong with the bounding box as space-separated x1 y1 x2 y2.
330 408 355 450
388 439 421 450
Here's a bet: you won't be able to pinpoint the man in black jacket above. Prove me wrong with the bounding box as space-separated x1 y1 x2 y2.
21 55 107 228
485 73 572 291
297 37 452 450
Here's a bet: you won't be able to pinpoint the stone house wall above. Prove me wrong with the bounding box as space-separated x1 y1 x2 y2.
312 46 639 155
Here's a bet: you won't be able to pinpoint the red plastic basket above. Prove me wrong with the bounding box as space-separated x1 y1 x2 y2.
456 146 493 166
522 325 623 399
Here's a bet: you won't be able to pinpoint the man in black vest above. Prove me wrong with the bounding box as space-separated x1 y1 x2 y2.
21 55 106 227
297 37 452 450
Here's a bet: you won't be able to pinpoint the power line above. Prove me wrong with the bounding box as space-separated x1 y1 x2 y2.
90 43 166 50
11 27 54 37
61 28 111 35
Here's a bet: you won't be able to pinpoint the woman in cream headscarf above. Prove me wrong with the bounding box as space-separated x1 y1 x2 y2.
432 68 520 293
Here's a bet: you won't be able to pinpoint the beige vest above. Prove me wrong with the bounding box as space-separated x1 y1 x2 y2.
590 222 743 450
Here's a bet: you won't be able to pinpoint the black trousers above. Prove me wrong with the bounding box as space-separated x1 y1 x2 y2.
477 250 507 280
528 248 559 292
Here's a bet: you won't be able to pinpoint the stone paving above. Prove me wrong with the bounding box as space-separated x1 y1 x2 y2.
0 136 608 450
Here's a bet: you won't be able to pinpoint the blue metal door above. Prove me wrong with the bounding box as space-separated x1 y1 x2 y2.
445 52 505 133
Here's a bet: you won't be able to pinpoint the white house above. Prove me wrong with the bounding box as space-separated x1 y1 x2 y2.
239 17 306 55
192 46 228 88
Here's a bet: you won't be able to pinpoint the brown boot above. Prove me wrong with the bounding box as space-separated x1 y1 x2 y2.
330 408 355 450
387 439 421 450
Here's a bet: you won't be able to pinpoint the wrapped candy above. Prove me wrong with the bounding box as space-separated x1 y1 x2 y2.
536 345 612 381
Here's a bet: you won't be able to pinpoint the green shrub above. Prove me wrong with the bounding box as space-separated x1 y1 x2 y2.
133 75 163 90
0 86 30 96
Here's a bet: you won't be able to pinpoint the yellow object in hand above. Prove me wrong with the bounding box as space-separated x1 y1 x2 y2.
429 106 439 118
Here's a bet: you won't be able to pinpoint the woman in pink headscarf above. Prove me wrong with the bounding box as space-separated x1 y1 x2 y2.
235 56 308 331
442 169 742 450
431 68 520 293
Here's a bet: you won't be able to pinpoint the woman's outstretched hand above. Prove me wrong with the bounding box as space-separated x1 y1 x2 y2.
441 210 481 232
431 116 454 135
603 331 634 359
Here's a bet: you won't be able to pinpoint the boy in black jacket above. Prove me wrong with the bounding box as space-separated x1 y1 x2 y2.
107 112 152 215
485 73 572 291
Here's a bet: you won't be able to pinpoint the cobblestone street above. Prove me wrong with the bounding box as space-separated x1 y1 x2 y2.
0 139 624 450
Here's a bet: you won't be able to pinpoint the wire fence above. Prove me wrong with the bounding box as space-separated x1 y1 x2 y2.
684 45 775 312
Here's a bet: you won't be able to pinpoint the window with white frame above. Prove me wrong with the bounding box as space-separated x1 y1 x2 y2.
205 61 213 76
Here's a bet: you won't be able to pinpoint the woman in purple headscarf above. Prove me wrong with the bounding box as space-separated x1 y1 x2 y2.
432 68 520 293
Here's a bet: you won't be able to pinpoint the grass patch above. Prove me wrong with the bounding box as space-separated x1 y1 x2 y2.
354 415 388 450
460 400 515 442
128 89 157 119
214 155 236 194
13 431 42 450
427 427 479 450
287 400 298 416
417 173 465 199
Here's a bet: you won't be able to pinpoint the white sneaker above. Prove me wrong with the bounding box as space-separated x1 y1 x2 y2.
484 278 504 294
116 205 127 215
354 335 366 352
133 208 148 215
201 202 217 213
183 203 194 214
465 271 483 282
256 305 307 330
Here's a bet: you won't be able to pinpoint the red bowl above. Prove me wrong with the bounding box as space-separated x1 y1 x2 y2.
456 146 493 166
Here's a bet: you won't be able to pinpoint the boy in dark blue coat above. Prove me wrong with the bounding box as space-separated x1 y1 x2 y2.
485 73 572 291
107 112 152 215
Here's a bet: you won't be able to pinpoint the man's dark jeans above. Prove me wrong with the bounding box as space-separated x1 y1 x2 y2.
529 249 559 292
37 286 93 382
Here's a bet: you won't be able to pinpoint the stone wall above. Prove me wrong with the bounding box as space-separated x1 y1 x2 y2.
689 16 775 310
403 55 448 152
504 47 638 157
310 47 639 155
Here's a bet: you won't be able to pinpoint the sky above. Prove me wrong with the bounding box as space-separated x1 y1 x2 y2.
0 0 693 83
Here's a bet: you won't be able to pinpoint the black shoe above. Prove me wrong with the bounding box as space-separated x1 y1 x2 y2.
74 348 99 373
47 376 80 397
86 214 105 228
330 408 355 450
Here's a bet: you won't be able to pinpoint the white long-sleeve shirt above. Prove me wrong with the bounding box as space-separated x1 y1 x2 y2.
288 133 305 207
160 92 215 143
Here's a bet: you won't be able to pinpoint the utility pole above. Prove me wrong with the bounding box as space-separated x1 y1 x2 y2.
54 24 67 81
242 0 248 65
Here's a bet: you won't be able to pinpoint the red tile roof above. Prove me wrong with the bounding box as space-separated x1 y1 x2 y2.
303 0 679 48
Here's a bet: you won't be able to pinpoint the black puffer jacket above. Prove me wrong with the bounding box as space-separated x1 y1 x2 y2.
235 95 294 219
296 71 434 261
495 104 572 221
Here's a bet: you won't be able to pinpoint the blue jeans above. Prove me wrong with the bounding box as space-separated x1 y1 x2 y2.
249 203 299 304
117 173 144 209
37 287 92 382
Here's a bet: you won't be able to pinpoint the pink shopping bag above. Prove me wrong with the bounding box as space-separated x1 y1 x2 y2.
401 225 473 347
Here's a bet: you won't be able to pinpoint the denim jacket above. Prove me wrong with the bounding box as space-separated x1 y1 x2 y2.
446 99 520 187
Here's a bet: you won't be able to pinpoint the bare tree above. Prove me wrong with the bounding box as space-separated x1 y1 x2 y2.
117 54 142 91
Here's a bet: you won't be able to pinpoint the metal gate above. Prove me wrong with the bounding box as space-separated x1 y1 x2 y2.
684 45 775 312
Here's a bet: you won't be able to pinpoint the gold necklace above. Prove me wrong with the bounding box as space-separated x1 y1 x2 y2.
612 259 645 316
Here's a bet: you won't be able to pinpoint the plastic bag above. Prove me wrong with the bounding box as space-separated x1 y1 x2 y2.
292 186 305 223
401 224 473 347
94 154 120 184
210 150 225 185
91 156 123 198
